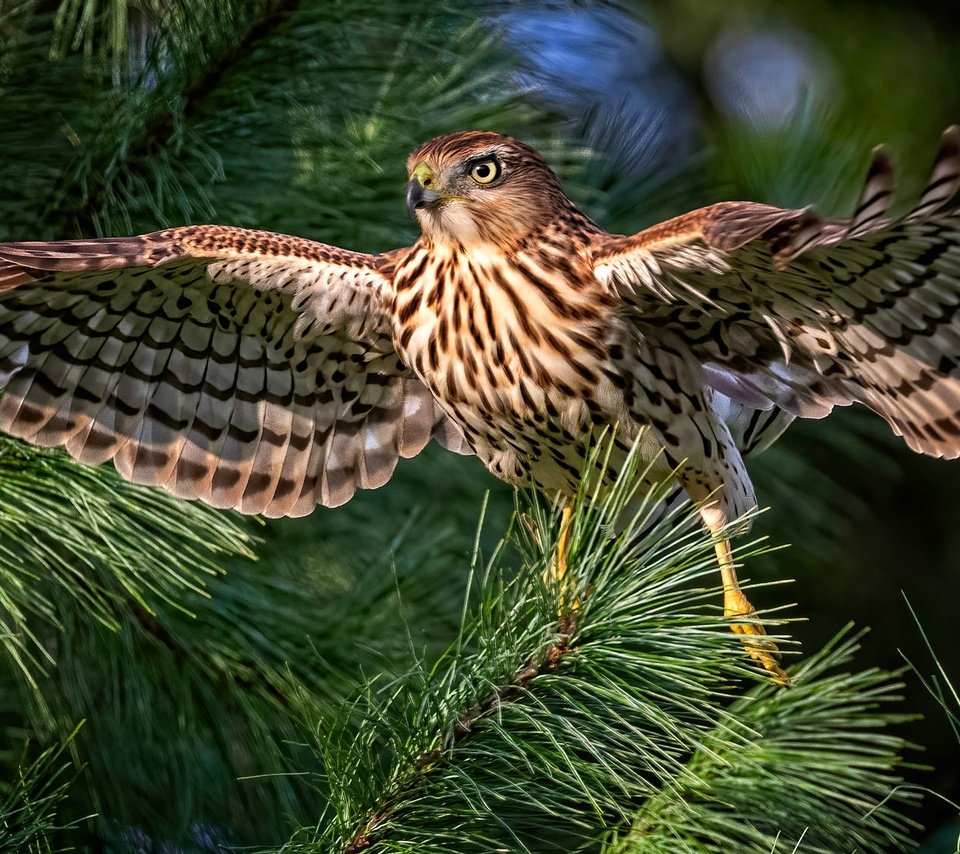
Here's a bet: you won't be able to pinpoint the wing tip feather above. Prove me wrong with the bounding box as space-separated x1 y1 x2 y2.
771 124 960 264
908 124 960 220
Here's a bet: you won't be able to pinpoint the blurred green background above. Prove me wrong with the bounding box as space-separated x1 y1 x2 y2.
0 0 958 850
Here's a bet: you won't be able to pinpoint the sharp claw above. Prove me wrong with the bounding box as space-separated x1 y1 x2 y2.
724 594 789 684
729 618 789 684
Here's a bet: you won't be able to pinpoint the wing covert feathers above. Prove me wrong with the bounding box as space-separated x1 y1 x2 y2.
595 126 960 459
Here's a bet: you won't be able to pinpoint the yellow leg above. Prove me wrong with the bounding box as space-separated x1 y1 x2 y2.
552 505 574 585
715 536 788 683
545 505 578 617
683 475 788 683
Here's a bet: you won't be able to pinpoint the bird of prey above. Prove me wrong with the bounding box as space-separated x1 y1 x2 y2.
1 128 959 678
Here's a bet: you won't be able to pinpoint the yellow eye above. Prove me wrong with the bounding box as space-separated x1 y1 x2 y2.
469 158 500 185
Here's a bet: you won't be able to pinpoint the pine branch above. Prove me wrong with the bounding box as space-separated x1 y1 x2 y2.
276 444 916 854
0 725 84 850
344 611 579 853
59 0 302 237
606 629 916 853
42 0 287 237
0 437 255 691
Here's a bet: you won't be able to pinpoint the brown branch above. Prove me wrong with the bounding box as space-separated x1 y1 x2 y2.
343 612 578 854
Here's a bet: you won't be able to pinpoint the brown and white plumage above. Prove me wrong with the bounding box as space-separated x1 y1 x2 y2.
595 127 960 465
2 127 960 674
0 226 466 516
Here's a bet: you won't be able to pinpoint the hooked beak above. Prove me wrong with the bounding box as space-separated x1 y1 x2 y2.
406 178 442 219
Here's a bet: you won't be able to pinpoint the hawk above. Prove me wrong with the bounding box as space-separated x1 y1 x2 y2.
2 128 959 678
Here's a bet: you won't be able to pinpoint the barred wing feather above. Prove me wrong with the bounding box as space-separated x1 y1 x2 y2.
0 225 466 517
594 126 960 459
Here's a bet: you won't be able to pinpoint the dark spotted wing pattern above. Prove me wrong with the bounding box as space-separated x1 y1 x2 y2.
0 226 466 516
594 127 960 459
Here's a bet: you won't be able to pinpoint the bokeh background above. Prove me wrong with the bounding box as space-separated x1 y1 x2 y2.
0 0 958 850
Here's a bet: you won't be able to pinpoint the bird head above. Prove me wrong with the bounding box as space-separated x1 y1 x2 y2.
405 131 570 247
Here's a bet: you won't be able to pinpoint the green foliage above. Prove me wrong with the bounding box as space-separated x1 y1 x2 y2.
901 600 960 854
279 444 913 852
0 436 253 687
0 0 545 244
0 0 955 849
0 725 83 852
606 634 917 853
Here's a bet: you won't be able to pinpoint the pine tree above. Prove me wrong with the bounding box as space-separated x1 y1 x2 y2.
0 0 955 850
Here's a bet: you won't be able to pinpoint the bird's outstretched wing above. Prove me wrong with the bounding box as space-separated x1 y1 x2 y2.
0 225 466 517
593 126 960 458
